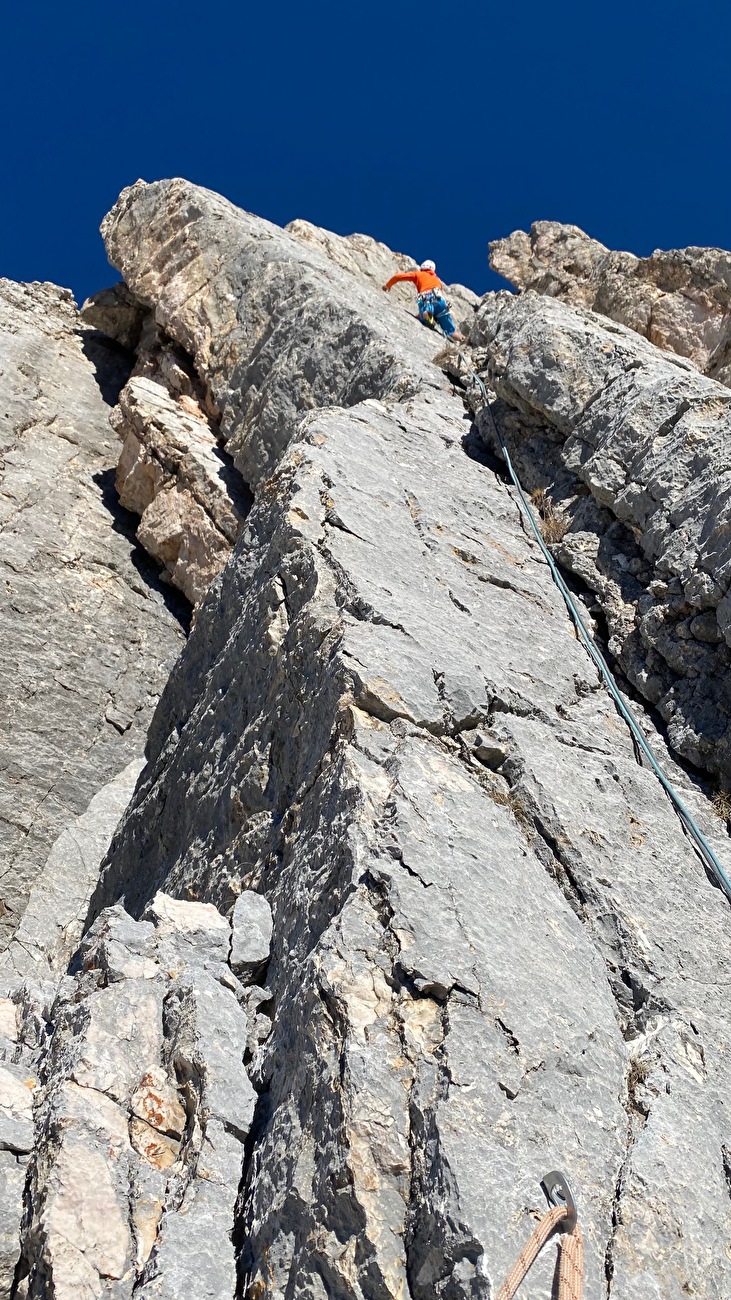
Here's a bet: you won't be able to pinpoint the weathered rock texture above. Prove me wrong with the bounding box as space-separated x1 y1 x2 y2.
469 289 731 784
0 279 185 953
30 179 726 1300
83 195 479 613
79 289 253 609
490 220 731 384
100 180 467 489
5 892 264 1299
5 181 731 1300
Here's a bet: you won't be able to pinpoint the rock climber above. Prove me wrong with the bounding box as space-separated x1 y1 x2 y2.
383 260 464 342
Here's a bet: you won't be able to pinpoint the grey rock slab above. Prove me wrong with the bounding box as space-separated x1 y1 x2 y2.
112 374 248 606
0 1060 36 1154
230 889 273 976
63 978 165 1106
135 1120 242 1300
80 281 147 351
30 1080 137 1300
0 1149 26 1300
16 889 251 1299
286 216 479 330
0 277 186 952
164 966 255 1136
2 758 144 980
88 331 731 1297
78 902 160 982
143 891 231 970
113 375 245 541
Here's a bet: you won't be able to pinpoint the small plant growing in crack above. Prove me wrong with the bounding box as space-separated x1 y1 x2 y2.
626 1051 656 1121
712 788 731 824
530 486 570 545
488 784 533 829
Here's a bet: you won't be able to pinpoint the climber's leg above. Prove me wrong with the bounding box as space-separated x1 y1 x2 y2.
432 295 457 336
432 295 465 343
417 291 437 329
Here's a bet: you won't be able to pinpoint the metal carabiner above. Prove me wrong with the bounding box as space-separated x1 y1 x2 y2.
541 1170 578 1234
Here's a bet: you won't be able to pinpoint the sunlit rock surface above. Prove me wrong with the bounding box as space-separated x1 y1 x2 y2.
3 183 731 1299
491 219 731 384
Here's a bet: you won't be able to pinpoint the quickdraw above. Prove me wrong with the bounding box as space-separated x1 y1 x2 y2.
496 1172 583 1300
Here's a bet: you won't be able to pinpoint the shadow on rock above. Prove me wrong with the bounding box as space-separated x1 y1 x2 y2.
92 467 192 633
79 328 133 406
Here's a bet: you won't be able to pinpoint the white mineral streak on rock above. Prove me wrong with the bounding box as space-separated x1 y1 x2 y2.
490 219 731 384
56 178 731 1299
469 289 731 781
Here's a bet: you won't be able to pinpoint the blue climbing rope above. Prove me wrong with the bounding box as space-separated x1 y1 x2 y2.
465 365 731 905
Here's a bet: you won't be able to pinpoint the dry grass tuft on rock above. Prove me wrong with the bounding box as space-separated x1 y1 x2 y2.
530 486 571 544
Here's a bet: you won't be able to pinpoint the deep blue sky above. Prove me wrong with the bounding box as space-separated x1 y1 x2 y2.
1 0 728 304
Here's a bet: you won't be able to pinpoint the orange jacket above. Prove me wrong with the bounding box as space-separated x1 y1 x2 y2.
384 269 443 294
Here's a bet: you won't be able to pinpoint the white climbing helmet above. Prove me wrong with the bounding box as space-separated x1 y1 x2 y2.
420 259 436 272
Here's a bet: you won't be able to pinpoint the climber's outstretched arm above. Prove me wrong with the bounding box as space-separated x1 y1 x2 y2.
383 271 419 292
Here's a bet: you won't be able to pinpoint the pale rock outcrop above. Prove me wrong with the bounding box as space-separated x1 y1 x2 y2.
0 278 185 954
490 220 731 383
469 289 731 782
5 178 731 1298
81 296 254 611
91 188 477 611
112 375 248 606
7 893 264 1300
100 180 459 489
72 180 731 1298
80 281 147 352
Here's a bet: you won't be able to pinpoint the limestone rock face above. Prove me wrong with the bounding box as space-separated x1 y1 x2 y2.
80 281 147 352
82 294 254 611
100 179 458 488
0 278 185 953
92 189 477 612
58 180 731 1299
112 374 249 606
469 289 731 782
490 220 731 383
6 180 731 1300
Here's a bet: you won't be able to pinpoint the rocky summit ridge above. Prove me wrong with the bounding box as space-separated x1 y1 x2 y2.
1 187 731 1300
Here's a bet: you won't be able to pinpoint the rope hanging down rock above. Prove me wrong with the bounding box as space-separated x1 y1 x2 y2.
455 356 731 906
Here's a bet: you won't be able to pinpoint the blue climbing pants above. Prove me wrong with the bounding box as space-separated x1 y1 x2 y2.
417 290 457 337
